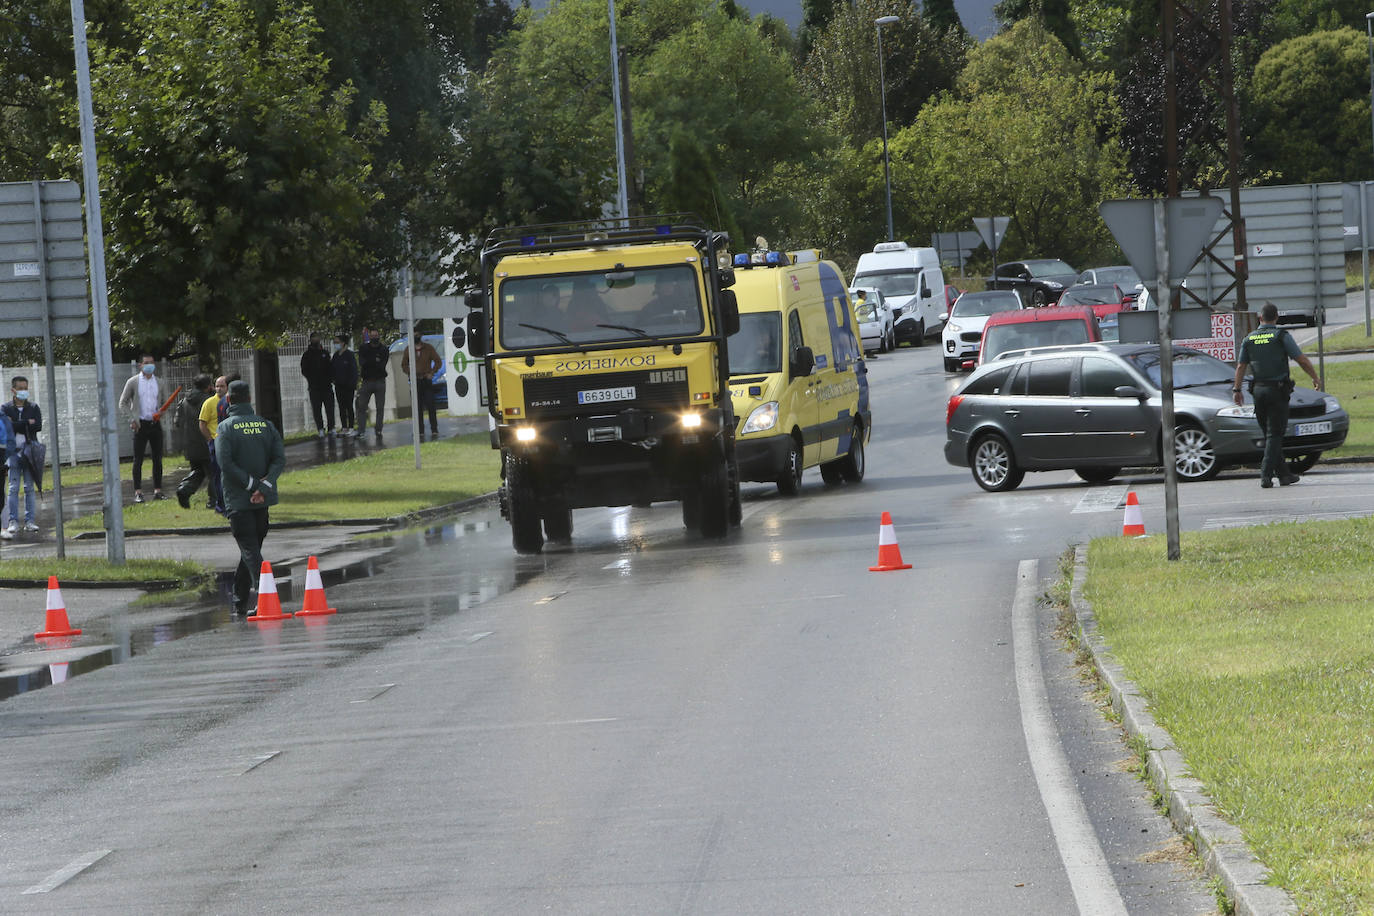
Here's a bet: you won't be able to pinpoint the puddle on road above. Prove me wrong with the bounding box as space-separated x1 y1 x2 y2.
0 517 510 702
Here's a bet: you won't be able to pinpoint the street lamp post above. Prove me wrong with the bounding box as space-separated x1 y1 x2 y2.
1365 12 1374 334
876 15 899 242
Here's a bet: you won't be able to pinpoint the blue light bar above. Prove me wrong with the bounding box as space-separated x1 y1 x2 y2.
655 224 671 235
764 251 790 266
733 253 751 267
520 235 536 247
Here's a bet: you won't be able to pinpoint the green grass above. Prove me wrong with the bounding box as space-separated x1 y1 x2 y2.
63 433 501 532
1318 324 1374 353
1321 361 1374 459
1084 521 1374 914
0 557 207 584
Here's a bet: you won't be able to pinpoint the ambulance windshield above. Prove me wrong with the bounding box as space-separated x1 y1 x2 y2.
497 265 704 349
729 313 781 375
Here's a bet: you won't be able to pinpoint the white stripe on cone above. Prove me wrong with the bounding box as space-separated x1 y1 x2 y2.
258 569 277 594
878 524 897 546
47 585 64 612
304 564 323 592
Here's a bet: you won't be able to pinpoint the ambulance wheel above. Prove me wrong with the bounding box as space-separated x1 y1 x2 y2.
1287 452 1320 475
838 427 865 482
972 433 1023 492
777 436 804 495
506 457 544 554
542 504 573 543
698 461 730 539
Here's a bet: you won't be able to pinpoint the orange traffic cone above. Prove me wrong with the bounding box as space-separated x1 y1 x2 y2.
294 556 337 617
248 561 293 622
1122 491 1146 537
868 511 913 572
35 576 82 639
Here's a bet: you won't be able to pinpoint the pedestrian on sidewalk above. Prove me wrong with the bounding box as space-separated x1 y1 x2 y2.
300 332 336 438
216 380 285 616
199 375 229 513
117 355 169 503
401 332 442 439
1233 301 1323 489
3 375 42 534
356 327 389 440
0 407 13 541
175 374 214 509
332 333 358 437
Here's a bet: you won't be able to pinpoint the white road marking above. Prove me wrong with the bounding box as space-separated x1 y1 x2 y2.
602 558 632 571
22 849 112 894
350 684 396 704
466 632 493 644
239 751 281 774
1012 559 1127 916
1071 486 1128 514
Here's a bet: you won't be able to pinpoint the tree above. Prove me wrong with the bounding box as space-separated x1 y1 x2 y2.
799 0 970 146
923 0 967 38
888 19 1132 262
1248 28 1372 184
51 0 383 365
994 0 1082 57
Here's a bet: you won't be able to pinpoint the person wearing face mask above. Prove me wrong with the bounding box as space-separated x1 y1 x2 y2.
117 355 170 503
401 332 442 439
355 327 390 440
299 332 336 438
0 406 13 540
3 375 43 533
331 333 358 437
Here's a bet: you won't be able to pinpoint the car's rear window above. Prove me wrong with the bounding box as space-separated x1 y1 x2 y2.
983 319 1089 360
963 364 1014 395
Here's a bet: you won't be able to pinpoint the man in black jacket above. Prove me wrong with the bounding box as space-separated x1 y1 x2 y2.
331 333 359 437
2 375 41 533
355 327 390 440
175 375 214 509
300 333 335 438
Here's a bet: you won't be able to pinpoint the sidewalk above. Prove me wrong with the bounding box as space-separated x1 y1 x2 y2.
0 413 492 653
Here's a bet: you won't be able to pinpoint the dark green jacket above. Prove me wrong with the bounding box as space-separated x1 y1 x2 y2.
216 403 285 512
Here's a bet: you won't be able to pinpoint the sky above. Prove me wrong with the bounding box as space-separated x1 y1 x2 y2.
744 0 1001 39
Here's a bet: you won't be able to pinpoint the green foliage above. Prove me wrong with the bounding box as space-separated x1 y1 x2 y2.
799 0 970 146
455 0 821 264
889 19 1132 262
993 0 1081 56
1265 0 1370 43
1248 28 1373 185
923 0 967 38
55 0 384 364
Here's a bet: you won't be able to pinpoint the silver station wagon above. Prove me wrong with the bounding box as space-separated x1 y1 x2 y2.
944 343 1349 491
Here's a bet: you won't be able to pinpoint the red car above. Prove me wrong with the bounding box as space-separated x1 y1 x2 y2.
1058 283 1127 320
977 305 1103 365
944 284 962 311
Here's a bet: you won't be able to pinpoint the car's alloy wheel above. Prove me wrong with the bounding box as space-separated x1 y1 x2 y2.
839 427 865 482
972 434 1024 492
1173 424 1219 481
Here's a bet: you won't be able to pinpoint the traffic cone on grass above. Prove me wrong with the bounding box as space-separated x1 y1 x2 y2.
248 561 293 622
35 576 82 639
1122 491 1146 537
868 512 913 572
294 556 337 617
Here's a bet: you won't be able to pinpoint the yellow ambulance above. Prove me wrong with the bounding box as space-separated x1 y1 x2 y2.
728 251 871 493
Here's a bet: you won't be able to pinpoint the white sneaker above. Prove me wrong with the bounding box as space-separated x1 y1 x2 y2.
24 522 39 532
5 522 14 534
0 528 12 540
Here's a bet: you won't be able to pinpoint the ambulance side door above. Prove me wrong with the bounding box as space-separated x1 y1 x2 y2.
785 308 822 466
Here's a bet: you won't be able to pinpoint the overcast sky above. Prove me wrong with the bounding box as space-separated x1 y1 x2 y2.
743 0 1000 39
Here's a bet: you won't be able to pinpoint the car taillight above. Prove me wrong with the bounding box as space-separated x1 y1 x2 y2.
946 394 964 426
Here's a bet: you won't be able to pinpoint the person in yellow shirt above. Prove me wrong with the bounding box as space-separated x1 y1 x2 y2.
199 376 228 513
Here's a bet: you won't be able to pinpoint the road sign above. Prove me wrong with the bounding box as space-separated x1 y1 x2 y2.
971 216 1011 252
1099 197 1224 288
0 180 90 338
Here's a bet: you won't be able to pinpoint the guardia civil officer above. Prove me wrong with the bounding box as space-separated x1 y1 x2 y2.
216 380 286 615
1231 302 1321 489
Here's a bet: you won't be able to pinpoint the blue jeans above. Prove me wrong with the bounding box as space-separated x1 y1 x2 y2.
7 453 35 526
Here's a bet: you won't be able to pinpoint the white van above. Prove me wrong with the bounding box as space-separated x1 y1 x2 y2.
851 242 946 346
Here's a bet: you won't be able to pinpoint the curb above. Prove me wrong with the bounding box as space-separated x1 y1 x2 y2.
68 492 498 540
1069 545 1298 916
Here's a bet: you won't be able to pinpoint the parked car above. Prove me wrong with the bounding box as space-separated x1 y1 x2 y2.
984 259 1078 307
978 305 1101 365
1076 265 1140 289
1057 283 1128 320
940 289 1023 372
855 298 895 354
851 242 946 346
944 343 1348 491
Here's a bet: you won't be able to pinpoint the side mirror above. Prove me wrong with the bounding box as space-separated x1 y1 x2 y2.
938 312 949 322
921 283 931 298
717 268 736 289
464 289 487 311
790 345 815 379
720 289 740 337
467 311 487 357
1114 385 1146 400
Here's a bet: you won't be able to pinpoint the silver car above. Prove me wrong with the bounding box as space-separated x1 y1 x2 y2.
944 343 1349 491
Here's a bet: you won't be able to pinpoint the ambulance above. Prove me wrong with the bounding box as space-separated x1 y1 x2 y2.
728 251 871 493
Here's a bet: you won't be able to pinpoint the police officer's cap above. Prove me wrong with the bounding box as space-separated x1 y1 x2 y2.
227 380 252 401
